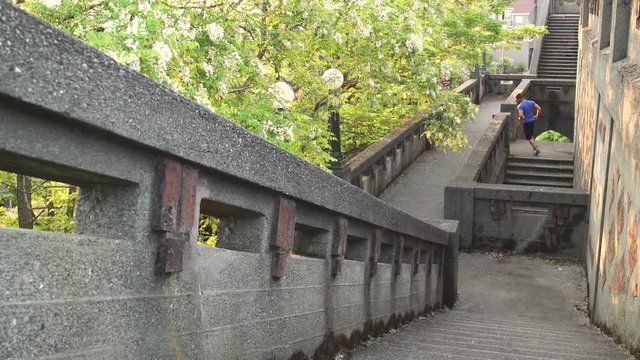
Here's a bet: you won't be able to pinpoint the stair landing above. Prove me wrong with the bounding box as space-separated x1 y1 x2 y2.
509 140 574 161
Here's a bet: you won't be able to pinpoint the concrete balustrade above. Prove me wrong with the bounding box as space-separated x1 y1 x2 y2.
345 78 485 197
0 3 459 359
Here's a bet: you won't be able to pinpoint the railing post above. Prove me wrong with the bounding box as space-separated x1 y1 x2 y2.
442 228 460 308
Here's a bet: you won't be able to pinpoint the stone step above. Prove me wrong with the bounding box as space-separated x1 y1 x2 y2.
541 50 579 54
538 68 577 72
539 60 578 64
536 75 577 79
503 177 573 188
542 47 578 51
538 68 577 73
508 156 574 166
505 170 574 182
537 70 577 75
540 55 578 59
547 29 579 32
539 64 577 68
507 163 574 173
539 62 577 66
538 66 577 70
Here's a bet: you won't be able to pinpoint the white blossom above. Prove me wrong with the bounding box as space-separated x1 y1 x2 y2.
406 34 423 53
333 33 344 45
42 0 61 7
153 41 172 65
126 17 141 34
194 85 211 108
322 68 344 89
124 39 138 50
138 1 152 11
203 63 215 77
102 20 116 32
206 22 225 41
253 60 266 76
269 81 295 108
218 81 228 96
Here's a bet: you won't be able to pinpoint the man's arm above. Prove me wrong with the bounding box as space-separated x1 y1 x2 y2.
534 104 542 119
518 108 524 122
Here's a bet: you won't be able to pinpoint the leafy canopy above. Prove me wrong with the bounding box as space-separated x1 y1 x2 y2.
16 0 545 166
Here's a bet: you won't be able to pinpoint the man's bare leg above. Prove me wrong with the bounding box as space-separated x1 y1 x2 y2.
529 138 540 155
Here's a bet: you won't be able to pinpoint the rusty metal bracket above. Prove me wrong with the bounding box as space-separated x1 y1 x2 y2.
413 246 422 276
554 204 571 226
153 159 199 273
270 196 296 278
369 228 383 277
490 200 506 221
393 236 404 277
331 217 348 276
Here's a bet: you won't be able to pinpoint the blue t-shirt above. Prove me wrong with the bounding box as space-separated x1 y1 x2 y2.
517 100 537 123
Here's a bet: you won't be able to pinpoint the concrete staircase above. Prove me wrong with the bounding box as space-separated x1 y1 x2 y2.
538 14 580 79
504 156 574 188
351 310 634 360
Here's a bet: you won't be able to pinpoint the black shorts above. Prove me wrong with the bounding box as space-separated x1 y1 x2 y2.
523 121 535 140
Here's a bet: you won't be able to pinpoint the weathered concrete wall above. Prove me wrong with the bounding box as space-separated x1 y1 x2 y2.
0 4 460 359
528 80 576 141
471 184 588 256
575 0 640 352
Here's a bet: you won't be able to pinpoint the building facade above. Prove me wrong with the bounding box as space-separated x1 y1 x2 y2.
493 0 537 71
574 0 640 352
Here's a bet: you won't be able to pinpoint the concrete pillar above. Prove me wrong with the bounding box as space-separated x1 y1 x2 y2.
443 231 460 309
599 0 613 49
611 0 631 62
443 185 475 248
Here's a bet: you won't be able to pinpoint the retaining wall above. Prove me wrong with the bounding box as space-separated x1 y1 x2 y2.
575 1 640 352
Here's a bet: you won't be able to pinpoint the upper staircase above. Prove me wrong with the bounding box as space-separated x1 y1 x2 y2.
504 141 575 188
505 156 574 188
538 14 580 80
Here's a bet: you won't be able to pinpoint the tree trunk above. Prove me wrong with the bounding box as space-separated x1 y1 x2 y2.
66 185 77 218
16 174 33 229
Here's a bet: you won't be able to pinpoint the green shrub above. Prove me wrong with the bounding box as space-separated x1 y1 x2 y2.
535 130 570 143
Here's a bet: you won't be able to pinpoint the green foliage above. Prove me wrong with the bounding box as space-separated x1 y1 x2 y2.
422 91 478 152
16 0 545 165
0 171 77 232
488 55 526 74
198 215 219 247
536 130 571 143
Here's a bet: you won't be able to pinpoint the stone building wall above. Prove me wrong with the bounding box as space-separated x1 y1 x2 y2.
575 0 640 352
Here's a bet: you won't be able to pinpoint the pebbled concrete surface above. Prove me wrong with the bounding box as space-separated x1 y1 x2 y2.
350 253 635 360
380 96 504 221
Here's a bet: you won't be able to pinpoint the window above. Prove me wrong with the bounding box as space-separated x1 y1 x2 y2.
198 199 264 253
0 170 77 233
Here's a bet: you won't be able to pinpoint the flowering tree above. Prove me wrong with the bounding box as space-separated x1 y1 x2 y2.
15 0 545 165
3 0 545 236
